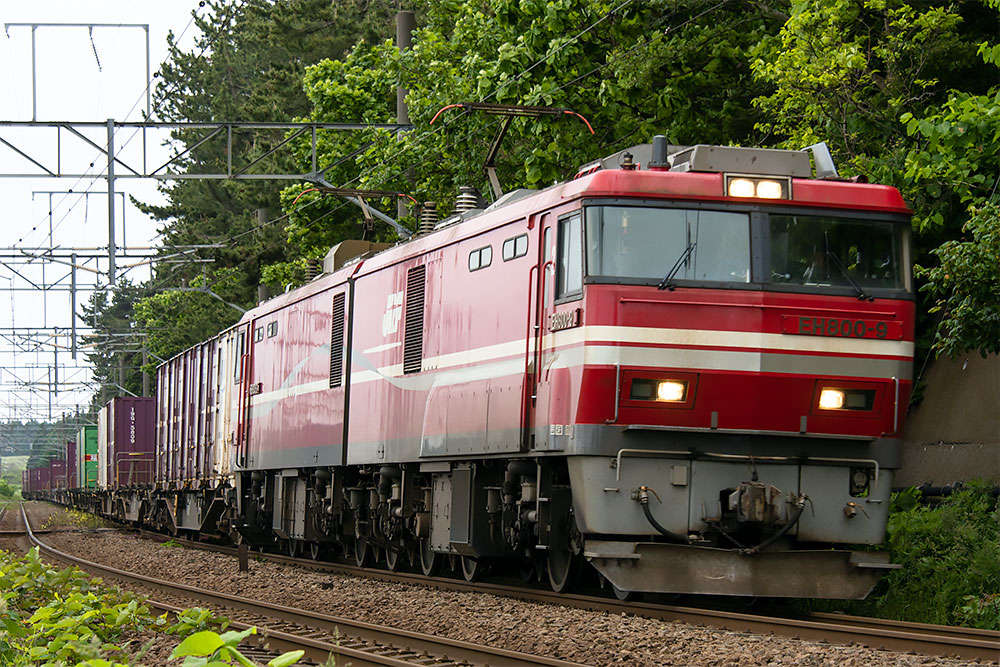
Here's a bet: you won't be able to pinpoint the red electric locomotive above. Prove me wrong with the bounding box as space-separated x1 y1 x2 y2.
147 139 912 599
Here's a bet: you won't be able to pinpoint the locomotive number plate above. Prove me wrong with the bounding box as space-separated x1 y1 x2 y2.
549 308 582 332
781 315 903 340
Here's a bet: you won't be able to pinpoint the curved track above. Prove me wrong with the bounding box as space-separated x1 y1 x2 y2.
22 504 582 667
136 529 1000 662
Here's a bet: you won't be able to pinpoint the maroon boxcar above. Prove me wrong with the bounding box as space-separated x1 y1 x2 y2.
103 397 155 487
65 440 77 491
50 458 67 490
37 463 51 491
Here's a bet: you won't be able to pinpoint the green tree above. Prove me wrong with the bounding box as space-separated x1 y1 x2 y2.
894 3 1000 357
133 270 245 374
751 0 994 216
268 0 787 283
81 278 149 408
119 0 396 370
904 84 1000 356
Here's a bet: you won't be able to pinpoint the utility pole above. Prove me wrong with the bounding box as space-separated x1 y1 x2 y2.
107 118 119 396
106 118 116 284
396 9 415 219
70 253 77 360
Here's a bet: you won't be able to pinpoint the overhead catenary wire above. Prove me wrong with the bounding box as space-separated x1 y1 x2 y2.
16 0 238 252
219 0 673 250
2 2 251 418
280 0 726 240
215 0 650 250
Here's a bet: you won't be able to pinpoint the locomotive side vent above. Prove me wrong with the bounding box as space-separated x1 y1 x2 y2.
329 292 346 388
403 265 426 374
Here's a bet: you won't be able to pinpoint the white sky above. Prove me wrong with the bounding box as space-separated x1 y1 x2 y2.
0 0 202 425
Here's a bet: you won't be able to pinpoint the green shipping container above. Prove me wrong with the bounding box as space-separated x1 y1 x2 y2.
76 425 98 489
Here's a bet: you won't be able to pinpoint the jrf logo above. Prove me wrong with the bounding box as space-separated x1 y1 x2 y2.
381 291 404 336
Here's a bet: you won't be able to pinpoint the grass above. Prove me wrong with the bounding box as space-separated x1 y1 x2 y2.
40 507 114 531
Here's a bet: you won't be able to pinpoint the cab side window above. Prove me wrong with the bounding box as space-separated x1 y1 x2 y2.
556 213 582 299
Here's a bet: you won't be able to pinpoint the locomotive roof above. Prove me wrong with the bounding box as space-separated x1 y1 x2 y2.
237 166 910 320
157 156 911 366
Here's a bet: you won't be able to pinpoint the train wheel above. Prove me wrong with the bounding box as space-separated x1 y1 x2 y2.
547 547 575 593
353 539 371 567
308 541 321 560
418 539 438 577
460 556 482 582
385 546 402 571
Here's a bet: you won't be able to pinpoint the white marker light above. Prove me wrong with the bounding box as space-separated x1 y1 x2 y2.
657 380 687 402
818 389 845 410
755 179 783 199
728 178 755 197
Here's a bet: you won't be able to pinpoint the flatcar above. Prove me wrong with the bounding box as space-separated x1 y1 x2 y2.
55 139 916 599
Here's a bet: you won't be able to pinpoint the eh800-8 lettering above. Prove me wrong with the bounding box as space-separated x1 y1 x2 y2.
799 316 888 339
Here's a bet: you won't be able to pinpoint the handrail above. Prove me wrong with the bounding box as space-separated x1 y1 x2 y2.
614 448 881 490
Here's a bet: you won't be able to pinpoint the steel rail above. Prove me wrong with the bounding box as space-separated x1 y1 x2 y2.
22 504 579 667
136 530 1000 662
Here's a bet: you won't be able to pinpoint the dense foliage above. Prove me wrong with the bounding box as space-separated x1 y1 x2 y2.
266 0 786 283
82 279 150 408
0 547 301 666
0 547 155 665
825 484 1000 629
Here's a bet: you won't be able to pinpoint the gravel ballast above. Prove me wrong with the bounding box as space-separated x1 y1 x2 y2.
46 531 980 666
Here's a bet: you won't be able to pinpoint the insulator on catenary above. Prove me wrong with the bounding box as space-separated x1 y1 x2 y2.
419 202 438 234
454 186 483 213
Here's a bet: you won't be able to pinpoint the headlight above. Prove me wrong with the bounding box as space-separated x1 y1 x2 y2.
754 179 783 199
726 175 790 199
630 379 689 402
818 389 845 410
817 388 876 411
657 380 687 402
727 178 756 197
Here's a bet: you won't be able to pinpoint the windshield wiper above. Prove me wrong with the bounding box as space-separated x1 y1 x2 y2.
657 242 697 291
823 242 874 301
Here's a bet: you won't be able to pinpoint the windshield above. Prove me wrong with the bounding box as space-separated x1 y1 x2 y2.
768 214 905 290
581 204 910 292
585 206 751 283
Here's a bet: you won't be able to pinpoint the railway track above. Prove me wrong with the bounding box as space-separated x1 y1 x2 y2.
22 504 582 667
133 528 1000 662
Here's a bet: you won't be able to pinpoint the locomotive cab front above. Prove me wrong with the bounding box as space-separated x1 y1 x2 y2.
546 143 913 598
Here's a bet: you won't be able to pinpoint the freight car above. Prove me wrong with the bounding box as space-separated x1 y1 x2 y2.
76 424 98 489
62 139 915 600
81 398 156 519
